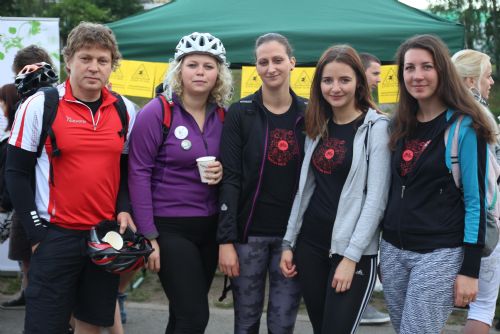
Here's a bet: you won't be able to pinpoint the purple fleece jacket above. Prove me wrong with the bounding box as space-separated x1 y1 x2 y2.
128 94 224 239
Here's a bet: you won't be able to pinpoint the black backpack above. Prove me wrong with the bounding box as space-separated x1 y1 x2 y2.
35 87 129 185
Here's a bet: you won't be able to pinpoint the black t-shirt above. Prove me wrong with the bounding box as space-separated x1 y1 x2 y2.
78 96 103 116
301 116 364 250
399 111 447 178
250 104 300 237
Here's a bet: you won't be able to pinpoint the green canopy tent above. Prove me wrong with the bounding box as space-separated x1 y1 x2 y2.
108 0 464 66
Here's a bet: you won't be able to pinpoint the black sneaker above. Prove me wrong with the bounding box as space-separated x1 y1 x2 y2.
0 291 25 310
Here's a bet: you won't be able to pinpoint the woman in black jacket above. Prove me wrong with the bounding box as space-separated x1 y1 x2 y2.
217 33 307 334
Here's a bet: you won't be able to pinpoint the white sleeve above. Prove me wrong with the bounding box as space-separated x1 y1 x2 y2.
8 92 44 152
121 96 138 154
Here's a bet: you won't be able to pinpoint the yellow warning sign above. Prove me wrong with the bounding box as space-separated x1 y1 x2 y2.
290 67 315 98
378 65 399 104
110 60 169 98
131 64 151 82
240 66 262 98
154 63 169 91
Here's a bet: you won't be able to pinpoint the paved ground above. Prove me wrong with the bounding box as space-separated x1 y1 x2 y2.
1 296 498 334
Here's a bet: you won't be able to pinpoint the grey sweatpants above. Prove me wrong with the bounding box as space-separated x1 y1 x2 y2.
231 236 301 334
380 239 463 334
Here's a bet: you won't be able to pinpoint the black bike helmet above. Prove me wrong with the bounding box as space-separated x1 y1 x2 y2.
15 62 58 98
88 220 153 274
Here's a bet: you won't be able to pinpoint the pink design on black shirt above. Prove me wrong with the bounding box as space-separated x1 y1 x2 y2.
267 129 299 166
312 138 347 174
400 139 431 176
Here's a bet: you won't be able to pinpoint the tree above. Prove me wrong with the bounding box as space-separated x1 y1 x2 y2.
46 0 109 45
92 0 144 22
429 0 500 77
2 0 144 44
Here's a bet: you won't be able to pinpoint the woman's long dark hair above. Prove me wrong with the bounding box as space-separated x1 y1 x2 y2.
305 45 377 139
389 34 494 150
0 84 20 131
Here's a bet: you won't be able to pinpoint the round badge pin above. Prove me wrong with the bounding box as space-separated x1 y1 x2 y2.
181 139 192 150
174 126 189 140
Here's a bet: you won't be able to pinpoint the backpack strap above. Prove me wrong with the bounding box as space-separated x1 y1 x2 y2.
110 92 129 142
444 114 464 188
155 95 223 147
157 95 173 139
36 87 60 186
216 107 225 123
37 87 60 159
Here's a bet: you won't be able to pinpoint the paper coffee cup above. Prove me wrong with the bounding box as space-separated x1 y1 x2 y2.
196 156 216 183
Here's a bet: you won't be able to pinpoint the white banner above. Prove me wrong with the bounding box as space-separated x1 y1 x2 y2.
0 17 60 86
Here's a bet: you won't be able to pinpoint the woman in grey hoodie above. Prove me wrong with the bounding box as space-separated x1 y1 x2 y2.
280 45 391 333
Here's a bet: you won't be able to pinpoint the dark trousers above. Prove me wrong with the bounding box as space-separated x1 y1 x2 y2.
295 239 377 334
155 217 218 334
25 225 119 334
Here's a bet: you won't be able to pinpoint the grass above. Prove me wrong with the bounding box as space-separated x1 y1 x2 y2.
0 275 22 295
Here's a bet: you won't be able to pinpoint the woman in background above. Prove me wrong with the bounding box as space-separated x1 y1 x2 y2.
452 49 499 334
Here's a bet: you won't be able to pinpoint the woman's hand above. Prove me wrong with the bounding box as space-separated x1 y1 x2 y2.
147 239 161 273
280 250 297 278
332 257 357 293
205 161 223 185
219 243 239 277
454 274 478 307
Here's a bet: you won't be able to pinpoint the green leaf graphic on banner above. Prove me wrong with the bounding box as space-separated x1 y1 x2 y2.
30 21 41 35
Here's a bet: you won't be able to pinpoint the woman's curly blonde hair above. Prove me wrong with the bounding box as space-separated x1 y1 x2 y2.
162 56 233 107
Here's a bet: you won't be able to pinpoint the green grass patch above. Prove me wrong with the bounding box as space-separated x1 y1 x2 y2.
0 276 22 295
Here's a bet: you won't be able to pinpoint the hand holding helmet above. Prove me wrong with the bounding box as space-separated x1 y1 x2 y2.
88 220 153 274
15 62 58 98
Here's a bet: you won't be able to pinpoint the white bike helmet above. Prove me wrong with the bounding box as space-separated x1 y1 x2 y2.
174 32 226 64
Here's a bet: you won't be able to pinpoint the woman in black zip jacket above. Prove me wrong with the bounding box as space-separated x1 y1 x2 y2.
217 33 307 334
380 35 496 334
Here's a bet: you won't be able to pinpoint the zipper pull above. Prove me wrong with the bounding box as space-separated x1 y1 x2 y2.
401 185 406 199
328 250 333 258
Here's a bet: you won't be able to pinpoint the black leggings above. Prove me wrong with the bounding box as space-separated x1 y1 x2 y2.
155 217 218 334
295 238 377 334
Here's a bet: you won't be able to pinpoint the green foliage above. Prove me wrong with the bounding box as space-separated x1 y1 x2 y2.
2 0 143 45
92 0 144 22
428 0 500 77
46 0 110 44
